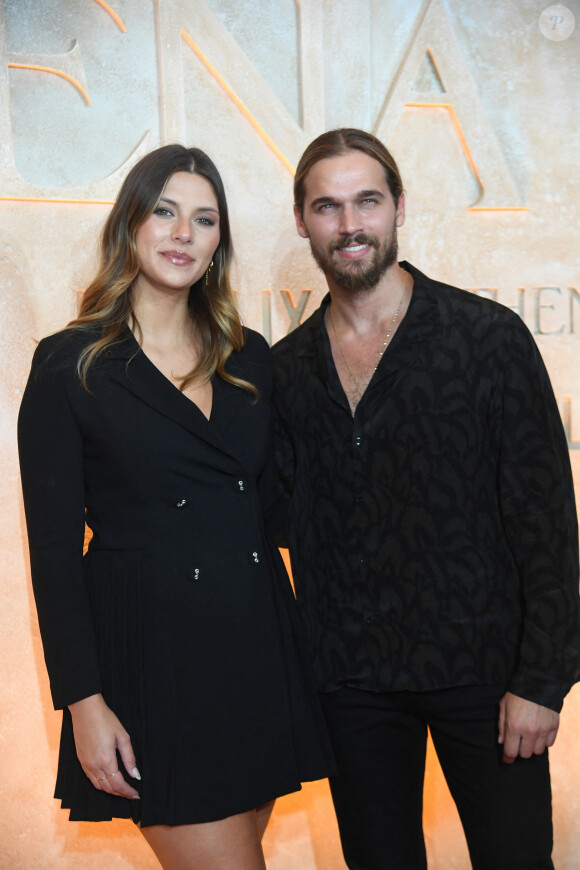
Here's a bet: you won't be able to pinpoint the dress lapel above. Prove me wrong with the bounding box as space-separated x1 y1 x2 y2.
207 366 248 441
103 329 246 465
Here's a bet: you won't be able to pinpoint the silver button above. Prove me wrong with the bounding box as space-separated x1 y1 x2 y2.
175 498 188 508
252 551 260 563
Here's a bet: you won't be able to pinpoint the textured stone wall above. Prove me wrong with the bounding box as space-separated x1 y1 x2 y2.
1 1 579 867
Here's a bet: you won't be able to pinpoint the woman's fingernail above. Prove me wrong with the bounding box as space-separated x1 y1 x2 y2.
132 767 142 781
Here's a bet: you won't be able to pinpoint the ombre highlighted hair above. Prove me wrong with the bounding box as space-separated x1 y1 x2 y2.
68 144 256 396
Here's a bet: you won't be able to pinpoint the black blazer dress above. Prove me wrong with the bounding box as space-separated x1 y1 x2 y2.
18 325 333 826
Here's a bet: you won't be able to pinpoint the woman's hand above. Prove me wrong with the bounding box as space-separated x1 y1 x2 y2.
69 693 141 799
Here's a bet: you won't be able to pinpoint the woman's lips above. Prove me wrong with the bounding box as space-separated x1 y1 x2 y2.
161 250 194 265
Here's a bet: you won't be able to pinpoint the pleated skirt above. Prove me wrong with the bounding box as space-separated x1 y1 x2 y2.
55 546 334 826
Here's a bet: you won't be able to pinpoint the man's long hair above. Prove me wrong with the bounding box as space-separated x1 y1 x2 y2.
294 128 404 215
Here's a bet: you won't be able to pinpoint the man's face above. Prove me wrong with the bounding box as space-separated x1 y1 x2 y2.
294 150 405 292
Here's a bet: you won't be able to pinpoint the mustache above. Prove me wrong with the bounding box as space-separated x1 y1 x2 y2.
329 233 380 253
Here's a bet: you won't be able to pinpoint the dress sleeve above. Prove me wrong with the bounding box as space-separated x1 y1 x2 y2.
496 318 580 711
247 338 288 546
18 338 102 710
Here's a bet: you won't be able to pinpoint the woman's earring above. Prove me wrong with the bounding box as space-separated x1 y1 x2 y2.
205 260 214 287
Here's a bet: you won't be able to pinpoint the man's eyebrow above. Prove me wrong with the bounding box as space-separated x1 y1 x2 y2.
309 190 386 209
310 196 336 209
357 189 386 199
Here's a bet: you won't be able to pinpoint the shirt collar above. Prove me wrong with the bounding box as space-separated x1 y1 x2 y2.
309 261 442 353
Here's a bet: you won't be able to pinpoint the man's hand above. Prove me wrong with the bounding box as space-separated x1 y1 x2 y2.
498 691 559 764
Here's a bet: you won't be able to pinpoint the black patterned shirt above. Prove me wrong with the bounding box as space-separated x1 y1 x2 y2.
272 262 580 711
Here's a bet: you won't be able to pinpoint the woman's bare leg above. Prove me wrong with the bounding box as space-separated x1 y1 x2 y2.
256 800 275 840
140 810 266 870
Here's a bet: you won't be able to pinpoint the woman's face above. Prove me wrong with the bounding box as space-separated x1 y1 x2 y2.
133 171 220 299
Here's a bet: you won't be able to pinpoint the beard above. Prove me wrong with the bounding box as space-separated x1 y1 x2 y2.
309 227 398 293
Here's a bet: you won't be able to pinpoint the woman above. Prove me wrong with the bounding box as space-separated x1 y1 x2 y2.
18 145 333 869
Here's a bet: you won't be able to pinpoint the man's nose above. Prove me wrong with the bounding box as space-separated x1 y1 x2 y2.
338 203 361 237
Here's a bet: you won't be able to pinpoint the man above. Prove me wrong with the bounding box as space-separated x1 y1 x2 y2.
272 128 580 870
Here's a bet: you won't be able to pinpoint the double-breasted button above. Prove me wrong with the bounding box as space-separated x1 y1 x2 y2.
175 498 188 508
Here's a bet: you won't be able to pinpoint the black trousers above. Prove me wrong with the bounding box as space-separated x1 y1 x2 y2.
319 685 553 870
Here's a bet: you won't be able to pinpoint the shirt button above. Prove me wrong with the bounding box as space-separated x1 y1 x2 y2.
175 498 188 508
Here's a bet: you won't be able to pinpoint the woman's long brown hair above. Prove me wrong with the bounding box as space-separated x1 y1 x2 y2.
67 144 256 396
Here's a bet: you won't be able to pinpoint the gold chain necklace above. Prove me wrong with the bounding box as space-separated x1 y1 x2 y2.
329 284 408 400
